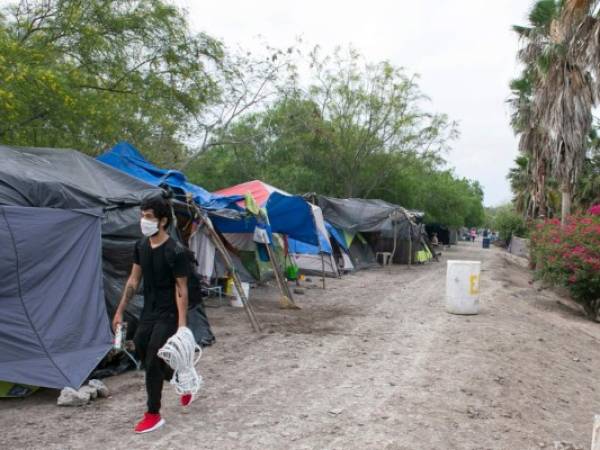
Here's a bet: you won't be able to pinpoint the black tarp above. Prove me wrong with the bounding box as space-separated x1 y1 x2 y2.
313 196 417 239
312 195 425 266
0 146 214 346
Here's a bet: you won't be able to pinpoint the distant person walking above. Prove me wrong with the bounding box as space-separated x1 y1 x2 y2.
470 228 477 243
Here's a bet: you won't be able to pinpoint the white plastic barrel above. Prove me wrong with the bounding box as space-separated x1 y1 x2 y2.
445 260 481 315
230 282 250 308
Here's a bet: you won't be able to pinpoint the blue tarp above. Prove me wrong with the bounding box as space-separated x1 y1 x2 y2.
97 142 242 211
99 143 321 246
288 219 333 255
288 235 332 255
211 192 320 246
326 222 348 251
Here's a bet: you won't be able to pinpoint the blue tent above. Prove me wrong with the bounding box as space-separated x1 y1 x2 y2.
326 222 348 251
98 143 321 246
97 142 242 211
211 192 321 247
288 227 333 255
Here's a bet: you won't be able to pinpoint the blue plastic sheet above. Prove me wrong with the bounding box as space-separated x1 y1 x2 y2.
97 142 242 211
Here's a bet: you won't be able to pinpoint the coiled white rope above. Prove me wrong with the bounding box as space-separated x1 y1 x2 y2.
157 327 203 395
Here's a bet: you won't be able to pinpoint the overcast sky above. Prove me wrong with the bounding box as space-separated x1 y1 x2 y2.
178 0 530 206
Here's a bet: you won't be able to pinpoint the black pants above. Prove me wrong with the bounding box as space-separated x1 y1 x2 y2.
134 320 177 414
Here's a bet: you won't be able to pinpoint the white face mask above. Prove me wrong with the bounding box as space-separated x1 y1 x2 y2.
140 218 159 237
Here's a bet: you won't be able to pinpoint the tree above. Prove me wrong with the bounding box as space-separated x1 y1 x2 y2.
509 1 557 218
188 47 482 228
575 132 600 209
0 0 222 163
511 0 600 223
179 42 299 169
304 47 457 198
507 155 533 216
493 204 528 245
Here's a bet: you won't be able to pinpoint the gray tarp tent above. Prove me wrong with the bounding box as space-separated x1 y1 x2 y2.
0 145 215 349
0 206 111 389
314 196 415 238
313 196 427 266
0 145 161 323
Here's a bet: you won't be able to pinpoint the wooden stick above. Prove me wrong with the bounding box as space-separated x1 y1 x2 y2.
265 241 299 309
193 207 262 332
408 236 412 268
321 253 326 289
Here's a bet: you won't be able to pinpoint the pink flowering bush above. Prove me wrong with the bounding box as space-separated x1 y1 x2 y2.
530 212 600 320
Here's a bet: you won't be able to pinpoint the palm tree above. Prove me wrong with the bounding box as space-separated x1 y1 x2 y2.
512 0 599 223
535 0 594 222
509 2 558 218
575 130 600 208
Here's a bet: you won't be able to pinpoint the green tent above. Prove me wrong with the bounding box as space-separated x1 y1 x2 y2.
0 381 39 398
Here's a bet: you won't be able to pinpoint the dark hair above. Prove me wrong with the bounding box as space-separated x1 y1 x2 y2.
140 196 172 230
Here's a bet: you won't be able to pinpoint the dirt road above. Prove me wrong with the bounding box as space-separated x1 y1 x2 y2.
2 242 599 450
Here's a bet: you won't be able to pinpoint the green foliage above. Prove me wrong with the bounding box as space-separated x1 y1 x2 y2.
401 172 484 228
492 204 529 243
0 0 222 163
575 135 600 210
189 48 483 228
0 3 485 228
528 0 559 30
530 212 600 319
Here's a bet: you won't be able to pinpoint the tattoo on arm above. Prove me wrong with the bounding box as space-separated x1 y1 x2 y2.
124 285 135 302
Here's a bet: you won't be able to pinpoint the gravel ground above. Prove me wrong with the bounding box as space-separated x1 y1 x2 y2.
1 242 599 450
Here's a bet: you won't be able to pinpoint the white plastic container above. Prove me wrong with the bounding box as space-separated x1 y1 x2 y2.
445 260 481 315
230 282 250 308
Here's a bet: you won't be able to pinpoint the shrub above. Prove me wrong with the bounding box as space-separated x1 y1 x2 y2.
530 213 600 320
493 206 528 244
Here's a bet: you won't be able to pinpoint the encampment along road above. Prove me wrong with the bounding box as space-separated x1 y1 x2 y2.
2 242 598 450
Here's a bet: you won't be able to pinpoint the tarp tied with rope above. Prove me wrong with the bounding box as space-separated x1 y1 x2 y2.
0 206 112 389
212 180 323 247
97 141 243 211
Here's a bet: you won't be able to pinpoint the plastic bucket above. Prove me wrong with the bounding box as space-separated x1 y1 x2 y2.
286 264 299 281
231 282 250 308
446 260 481 315
224 277 234 296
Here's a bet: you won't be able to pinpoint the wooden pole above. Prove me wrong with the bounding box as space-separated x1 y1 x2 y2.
390 220 398 273
321 252 326 289
264 241 299 309
190 203 261 332
408 236 412 268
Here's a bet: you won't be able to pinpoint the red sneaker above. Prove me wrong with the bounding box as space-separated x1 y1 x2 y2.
180 393 193 407
134 412 165 433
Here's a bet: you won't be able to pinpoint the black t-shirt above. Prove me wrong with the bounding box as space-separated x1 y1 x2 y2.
133 237 189 323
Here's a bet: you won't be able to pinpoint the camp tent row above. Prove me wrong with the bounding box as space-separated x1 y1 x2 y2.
99 144 433 281
0 144 241 391
0 142 434 392
98 143 335 285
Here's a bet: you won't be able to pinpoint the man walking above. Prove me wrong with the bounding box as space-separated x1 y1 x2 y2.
112 196 192 434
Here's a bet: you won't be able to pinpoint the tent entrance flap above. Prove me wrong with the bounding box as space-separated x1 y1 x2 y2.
0 206 112 390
